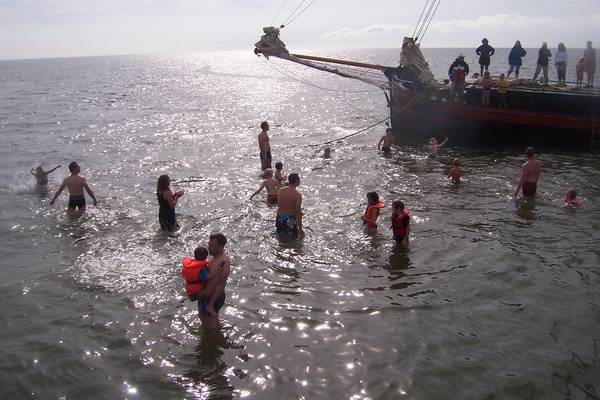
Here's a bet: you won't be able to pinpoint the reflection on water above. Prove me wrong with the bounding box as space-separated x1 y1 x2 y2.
1 51 600 399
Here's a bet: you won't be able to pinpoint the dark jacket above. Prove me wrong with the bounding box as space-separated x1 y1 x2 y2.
448 59 469 83
508 46 527 66
537 47 552 66
476 43 495 66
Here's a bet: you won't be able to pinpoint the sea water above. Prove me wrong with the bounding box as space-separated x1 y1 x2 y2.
1 49 599 399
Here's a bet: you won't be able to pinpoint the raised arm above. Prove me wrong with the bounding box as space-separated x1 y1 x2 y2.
49 181 67 205
83 181 98 206
48 165 62 174
439 137 449 147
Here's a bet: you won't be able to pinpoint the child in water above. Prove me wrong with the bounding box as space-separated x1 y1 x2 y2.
563 189 581 206
181 246 223 316
448 159 461 184
362 191 384 230
31 165 61 186
427 137 448 157
391 200 410 245
274 162 287 185
251 168 280 204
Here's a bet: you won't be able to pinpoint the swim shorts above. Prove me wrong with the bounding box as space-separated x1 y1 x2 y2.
267 194 278 204
522 181 537 197
68 195 86 209
260 150 272 160
276 214 298 239
198 292 226 317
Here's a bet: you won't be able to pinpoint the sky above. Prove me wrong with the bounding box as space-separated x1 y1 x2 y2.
0 0 598 60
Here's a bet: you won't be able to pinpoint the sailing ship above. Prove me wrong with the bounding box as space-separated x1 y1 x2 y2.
254 27 600 149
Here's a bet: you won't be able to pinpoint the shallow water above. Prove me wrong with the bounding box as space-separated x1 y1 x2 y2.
1 49 599 399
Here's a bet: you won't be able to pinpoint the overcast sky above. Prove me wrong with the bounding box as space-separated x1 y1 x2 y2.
0 0 598 60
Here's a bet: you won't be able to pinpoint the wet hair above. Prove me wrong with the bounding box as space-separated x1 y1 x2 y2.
392 200 405 210
453 158 460 166
209 233 227 247
68 162 79 173
367 191 379 205
288 173 300 185
525 146 535 158
194 246 208 260
36 166 43 172
275 162 283 170
157 174 170 192
260 121 268 130
567 189 577 199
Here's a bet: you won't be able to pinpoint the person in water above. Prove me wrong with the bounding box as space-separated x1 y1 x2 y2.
181 246 209 301
362 191 384 231
427 136 448 157
514 146 541 198
31 165 61 186
476 38 495 76
496 73 509 109
533 42 552 85
507 40 527 79
156 174 184 232
481 71 493 108
448 159 461 184
391 200 410 245
563 190 581 206
49 162 97 214
378 128 393 153
274 161 287 185
250 168 280 204
196 233 230 327
323 147 332 158
258 121 272 171
276 173 304 240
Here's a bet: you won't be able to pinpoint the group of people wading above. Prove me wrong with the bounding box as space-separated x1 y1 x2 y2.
448 39 597 105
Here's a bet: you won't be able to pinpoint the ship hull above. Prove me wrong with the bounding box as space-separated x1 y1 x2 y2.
389 85 599 149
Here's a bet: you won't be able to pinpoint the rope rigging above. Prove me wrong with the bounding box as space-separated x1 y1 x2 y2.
278 0 317 28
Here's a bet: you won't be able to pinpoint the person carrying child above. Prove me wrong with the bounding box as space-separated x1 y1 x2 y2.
251 168 280 204
448 159 461 184
196 233 230 325
31 165 61 186
49 161 97 214
362 191 384 231
181 246 210 301
391 200 410 245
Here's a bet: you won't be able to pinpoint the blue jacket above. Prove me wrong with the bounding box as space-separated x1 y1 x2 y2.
508 46 527 66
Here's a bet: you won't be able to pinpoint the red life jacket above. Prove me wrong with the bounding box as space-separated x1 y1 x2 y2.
181 258 208 296
363 201 384 229
451 65 466 83
392 208 410 238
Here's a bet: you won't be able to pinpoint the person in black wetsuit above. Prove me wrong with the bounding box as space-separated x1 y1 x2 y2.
156 174 184 232
476 38 495 76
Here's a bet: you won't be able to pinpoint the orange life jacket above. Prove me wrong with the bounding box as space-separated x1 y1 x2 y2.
392 208 410 238
181 258 208 296
363 201 384 229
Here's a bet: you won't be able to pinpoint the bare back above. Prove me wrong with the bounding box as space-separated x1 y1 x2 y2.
277 185 302 217
258 131 270 153
522 159 541 183
63 174 87 196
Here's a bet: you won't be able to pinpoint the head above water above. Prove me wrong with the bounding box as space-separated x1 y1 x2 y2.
208 233 227 255
392 200 405 211
323 147 331 157
366 191 379 205
386 128 392 135
263 168 273 178
36 166 44 173
428 137 438 145
288 173 300 186
68 161 80 174
453 158 460 166
275 162 283 171
525 146 535 158
157 174 170 191
194 246 208 260
260 121 269 131
567 189 578 200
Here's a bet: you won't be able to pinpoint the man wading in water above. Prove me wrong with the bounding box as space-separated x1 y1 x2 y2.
258 121 272 171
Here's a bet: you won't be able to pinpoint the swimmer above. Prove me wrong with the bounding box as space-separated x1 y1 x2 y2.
391 200 410 245
427 136 448 157
274 161 287 185
323 147 332 158
563 189 581 206
514 146 541 198
49 161 97 214
448 159 461 184
362 191 384 231
276 173 304 240
378 128 393 153
251 168 280 204
31 165 61 186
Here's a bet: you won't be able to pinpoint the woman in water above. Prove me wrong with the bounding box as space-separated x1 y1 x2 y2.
156 174 184 232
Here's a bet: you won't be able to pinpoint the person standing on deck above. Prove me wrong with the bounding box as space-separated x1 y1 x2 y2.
584 41 596 88
258 121 272 171
476 38 495 76
448 54 469 102
533 42 552 85
514 146 541 198
507 40 527 79
555 43 568 85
